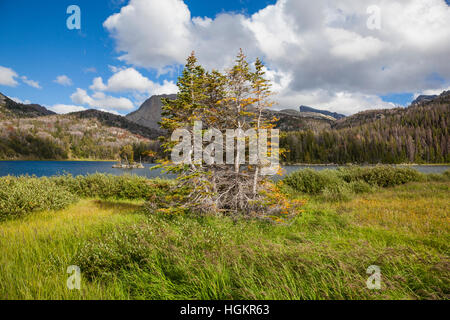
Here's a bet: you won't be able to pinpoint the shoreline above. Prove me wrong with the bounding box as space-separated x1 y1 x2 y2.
282 163 450 166
1 160 449 166
0 159 117 162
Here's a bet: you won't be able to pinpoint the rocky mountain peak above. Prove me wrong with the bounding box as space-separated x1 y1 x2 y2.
126 94 177 130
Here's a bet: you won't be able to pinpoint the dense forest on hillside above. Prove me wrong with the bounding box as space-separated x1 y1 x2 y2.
0 115 159 161
1 90 449 164
281 102 450 164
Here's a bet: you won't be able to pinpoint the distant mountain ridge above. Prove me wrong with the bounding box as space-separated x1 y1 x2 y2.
333 90 450 130
0 93 55 118
69 109 162 140
0 92 160 160
411 94 438 105
282 90 450 164
299 105 346 120
125 94 340 132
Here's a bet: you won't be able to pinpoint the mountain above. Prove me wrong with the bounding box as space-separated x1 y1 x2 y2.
333 90 450 130
268 109 334 132
70 109 162 140
299 105 346 120
281 91 450 164
126 94 177 130
332 108 404 130
125 94 335 133
0 94 160 160
0 111 158 160
0 92 55 118
411 94 438 105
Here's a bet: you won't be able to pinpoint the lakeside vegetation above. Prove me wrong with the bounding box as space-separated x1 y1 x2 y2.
0 167 448 299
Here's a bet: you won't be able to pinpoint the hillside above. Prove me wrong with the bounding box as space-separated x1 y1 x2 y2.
0 113 160 160
0 92 164 160
269 109 334 132
0 93 161 160
282 91 450 164
0 93 55 119
126 94 335 133
333 90 450 130
70 109 162 140
299 105 346 120
332 107 404 130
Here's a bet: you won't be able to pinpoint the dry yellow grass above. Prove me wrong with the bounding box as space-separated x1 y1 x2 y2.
332 182 450 237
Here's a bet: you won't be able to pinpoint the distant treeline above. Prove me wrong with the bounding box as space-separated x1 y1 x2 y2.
0 115 160 161
281 103 450 164
0 133 159 162
1 101 449 164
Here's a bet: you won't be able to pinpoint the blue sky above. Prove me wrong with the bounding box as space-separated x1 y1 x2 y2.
0 0 276 113
0 0 449 115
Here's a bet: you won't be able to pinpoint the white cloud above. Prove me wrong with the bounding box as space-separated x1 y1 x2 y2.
70 88 135 111
103 0 450 113
108 65 126 73
0 66 19 87
48 104 87 114
9 96 31 104
98 108 121 116
89 67 178 95
54 75 73 86
104 0 192 68
21 76 41 89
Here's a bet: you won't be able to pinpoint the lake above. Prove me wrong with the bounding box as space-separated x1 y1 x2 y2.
0 161 449 179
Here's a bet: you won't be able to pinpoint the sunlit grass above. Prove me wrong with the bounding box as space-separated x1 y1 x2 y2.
332 182 450 238
0 182 448 300
0 199 146 299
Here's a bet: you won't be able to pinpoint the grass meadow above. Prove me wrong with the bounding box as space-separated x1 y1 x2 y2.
0 168 448 300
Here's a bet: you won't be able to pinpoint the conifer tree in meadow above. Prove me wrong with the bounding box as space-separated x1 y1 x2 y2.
157 50 303 220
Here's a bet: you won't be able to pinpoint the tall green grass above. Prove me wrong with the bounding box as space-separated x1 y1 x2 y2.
0 179 448 299
0 174 173 220
50 174 173 200
0 169 448 300
282 166 443 201
0 176 76 220
71 181 449 300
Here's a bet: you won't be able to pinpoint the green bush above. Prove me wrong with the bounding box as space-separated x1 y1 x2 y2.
337 166 422 187
0 176 76 219
443 169 450 179
321 183 352 202
283 166 426 200
283 169 342 194
348 180 374 194
73 223 155 280
51 174 173 200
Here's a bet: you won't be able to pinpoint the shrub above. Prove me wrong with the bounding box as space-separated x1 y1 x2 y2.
0 176 76 219
348 180 374 194
337 166 422 187
283 166 425 200
321 183 352 202
51 174 173 200
443 169 450 180
283 169 342 194
74 224 153 280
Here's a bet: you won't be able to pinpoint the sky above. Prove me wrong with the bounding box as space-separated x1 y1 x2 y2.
0 0 449 116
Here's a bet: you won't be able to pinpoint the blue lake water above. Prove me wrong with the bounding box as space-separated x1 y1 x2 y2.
0 161 448 178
